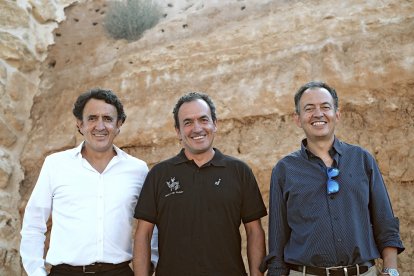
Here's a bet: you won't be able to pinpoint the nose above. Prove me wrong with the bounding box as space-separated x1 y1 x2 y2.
95 118 105 129
312 107 323 117
192 121 202 132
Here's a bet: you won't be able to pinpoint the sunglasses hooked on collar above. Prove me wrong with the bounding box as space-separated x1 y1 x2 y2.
326 167 340 195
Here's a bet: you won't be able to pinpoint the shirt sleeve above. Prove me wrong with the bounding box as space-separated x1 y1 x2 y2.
240 164 267 223
265 163 290 276
134 166 158 223
367 152 405 254
20 157 53 276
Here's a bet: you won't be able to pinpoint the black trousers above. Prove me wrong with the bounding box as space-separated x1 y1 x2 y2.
48 265 134 276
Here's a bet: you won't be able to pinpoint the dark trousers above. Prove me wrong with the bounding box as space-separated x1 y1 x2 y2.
49 264 134 276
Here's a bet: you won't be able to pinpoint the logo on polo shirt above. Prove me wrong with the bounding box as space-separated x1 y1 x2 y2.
165 177 184 197
214 178 221 186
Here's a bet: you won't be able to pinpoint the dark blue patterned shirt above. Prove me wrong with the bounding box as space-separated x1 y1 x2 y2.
266 137 404 276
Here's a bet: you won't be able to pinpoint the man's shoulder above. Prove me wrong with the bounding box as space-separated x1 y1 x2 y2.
280 149 302 162
337 140 372 155
36 148 77 171
220 152 242 162
45 147 77 160
117 148 148 167
216 151 253 169
270 150 302 172
148 155 178 171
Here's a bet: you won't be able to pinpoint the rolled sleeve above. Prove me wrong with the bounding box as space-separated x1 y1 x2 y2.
367 154 405 254
375 217 405 254
262 254 290 276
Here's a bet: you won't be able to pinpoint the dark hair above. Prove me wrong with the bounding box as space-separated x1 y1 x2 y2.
294 81 338 113
173 92 217 128
72 88 127 123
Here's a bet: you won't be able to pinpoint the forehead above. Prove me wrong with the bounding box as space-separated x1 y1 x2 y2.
300 87 334 106
83 98 117 116
178 99 212 119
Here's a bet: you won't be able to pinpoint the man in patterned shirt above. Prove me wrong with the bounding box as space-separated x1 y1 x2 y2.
264 81 404 276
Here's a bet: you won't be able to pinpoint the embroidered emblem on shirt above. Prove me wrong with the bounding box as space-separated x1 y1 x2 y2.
214 178 221 186
165 177 184 197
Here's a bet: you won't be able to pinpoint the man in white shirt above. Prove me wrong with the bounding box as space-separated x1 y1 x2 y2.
20 88 158 276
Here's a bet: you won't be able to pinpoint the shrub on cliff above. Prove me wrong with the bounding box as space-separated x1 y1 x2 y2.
104 0 162 41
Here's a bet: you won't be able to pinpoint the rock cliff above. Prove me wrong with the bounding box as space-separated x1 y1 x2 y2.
1 0 413 275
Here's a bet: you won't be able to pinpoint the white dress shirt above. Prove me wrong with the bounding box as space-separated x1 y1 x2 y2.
20 142 158 276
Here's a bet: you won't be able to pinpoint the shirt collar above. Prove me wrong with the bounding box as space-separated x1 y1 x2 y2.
300 136 343 160
71 142 84 159
171 148 226 167
71 141 127 160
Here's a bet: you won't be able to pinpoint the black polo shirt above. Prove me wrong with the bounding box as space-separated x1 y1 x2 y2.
135 148 267 276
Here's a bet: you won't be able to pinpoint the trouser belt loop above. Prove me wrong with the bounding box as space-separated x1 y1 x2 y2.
344 267 348 276
356 264 360 275
83 264 96 274
303 265 306 276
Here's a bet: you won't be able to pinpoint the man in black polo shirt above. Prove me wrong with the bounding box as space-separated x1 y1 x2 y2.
133 92 267 276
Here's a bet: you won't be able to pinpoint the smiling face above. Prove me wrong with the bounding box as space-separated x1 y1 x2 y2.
294 87 340 143
77 98 122 155
175 99 217 160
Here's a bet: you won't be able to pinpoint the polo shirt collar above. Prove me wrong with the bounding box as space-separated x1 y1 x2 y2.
171 148 226 167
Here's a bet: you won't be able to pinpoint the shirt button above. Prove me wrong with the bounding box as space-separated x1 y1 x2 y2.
330 195 335 199
337 238 342 242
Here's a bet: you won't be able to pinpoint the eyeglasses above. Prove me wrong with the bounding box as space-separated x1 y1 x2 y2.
326 167 340 195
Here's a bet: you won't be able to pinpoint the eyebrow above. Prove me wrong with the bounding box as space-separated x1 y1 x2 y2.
86 114 116 119
303 102 333 108
182 115 210 122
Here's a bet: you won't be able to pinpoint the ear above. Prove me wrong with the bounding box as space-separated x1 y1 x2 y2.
335 108 341 121
213 120 218 133
117 120 123 131
293 112 302 128
76 119 84 134
175 127 182 140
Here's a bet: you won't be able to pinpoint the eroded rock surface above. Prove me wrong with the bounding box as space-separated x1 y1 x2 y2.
1 0 413 274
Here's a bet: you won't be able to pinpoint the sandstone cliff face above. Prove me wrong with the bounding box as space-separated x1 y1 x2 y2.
0 0 77 274
1 0 413 275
